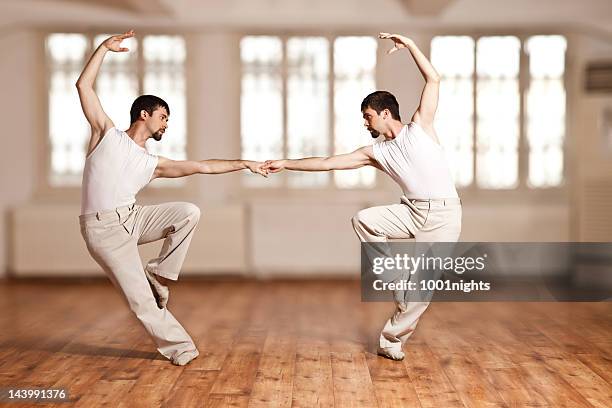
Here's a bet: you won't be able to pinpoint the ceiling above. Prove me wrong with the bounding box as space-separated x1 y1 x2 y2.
2 0 611 38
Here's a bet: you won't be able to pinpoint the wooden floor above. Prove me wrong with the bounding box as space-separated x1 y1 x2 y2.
0 280 610 408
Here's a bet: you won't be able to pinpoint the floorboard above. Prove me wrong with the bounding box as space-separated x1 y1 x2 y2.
0 280 609 407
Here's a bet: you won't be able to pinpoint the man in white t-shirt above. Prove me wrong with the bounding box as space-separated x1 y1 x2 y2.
76 31 267 366
263 33 462 361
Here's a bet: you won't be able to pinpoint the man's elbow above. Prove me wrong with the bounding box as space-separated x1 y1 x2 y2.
75 80 93 90
321 158 336 171
427 74 441 84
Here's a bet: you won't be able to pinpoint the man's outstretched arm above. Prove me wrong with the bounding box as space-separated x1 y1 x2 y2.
76 31 134 146
153 157 268 179
379 32 440 129
263 146 379 173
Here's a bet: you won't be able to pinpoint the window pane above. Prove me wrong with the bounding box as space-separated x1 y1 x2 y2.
526 36 566 188
431 36 474 187
143 36 186 160
47 34 90 186
143 35 187 188
528 35 566 78
240 36 283 188
287 37 329 188
476 36 520 189
333 36 377 188
94 34 139 132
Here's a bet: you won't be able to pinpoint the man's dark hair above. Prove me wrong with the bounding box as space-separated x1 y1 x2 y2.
361 91 401 121
129 95 170 124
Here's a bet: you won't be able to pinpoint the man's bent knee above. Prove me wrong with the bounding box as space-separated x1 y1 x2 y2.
187 203 200 222
352 209 375 230
178 202 200 223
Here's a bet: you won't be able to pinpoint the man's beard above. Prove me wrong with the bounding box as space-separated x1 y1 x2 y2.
152 131 163 141
369 129 380 138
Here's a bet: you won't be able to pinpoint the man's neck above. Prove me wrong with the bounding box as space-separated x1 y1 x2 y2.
383 121 405 141
125 124 150 148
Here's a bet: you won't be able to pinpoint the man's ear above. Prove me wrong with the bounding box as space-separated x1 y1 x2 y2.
140 110 149 120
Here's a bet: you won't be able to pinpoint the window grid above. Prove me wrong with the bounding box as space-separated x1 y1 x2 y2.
143 35 187 161
240 36 284 188
525 35 567 188
286 37 330 188
47 33 91 186
432 34 566 191
240 35 377 190
432 36 475 187
333 36 377 189
476 36 521 189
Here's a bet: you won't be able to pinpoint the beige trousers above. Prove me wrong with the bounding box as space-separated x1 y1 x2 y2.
79 202 200 361
351 196 462 351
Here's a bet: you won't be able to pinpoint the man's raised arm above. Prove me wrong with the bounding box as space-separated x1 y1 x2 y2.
76 30 134 145
262 146 378 173
379 32 440 129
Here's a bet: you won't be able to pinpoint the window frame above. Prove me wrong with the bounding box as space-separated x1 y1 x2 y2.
36 28 571 207
430 30 570 201
239 31 384 194
239 29 571 203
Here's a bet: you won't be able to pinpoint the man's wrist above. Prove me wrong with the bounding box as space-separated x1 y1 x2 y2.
402 37 414 48
197 161 206 174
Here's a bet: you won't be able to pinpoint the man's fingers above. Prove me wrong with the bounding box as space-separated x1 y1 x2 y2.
262 161 279 169
387 46 399 55
120 30 135 39
251 164 269 177
379 33 404 46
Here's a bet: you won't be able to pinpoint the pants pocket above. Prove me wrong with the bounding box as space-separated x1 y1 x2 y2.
121 209 138 236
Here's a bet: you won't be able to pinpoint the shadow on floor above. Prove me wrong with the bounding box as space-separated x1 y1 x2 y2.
0 337 161 360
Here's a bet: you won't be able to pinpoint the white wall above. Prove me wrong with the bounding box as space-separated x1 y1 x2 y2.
569 33 612 242
0 30 38 278
10 204 247 276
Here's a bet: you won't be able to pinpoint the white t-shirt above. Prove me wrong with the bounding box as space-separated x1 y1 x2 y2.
372 122 458 199
81 127 158 215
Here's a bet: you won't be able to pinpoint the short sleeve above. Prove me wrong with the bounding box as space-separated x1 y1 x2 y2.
372 141 390 174
144 153 159 183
